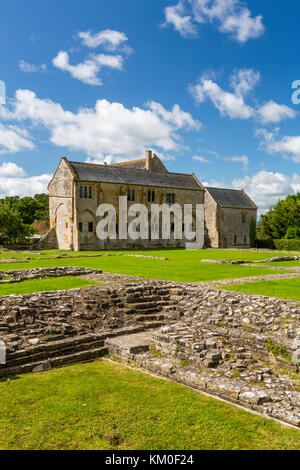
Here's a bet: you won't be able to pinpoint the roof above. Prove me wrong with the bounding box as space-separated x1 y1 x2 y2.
206 187 257 209
112 158 147 170
67 160 204 191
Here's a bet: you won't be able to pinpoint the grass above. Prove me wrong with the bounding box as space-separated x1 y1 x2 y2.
0 249 289 284
0 361 299 450
219 277 300 302
0 276 101 296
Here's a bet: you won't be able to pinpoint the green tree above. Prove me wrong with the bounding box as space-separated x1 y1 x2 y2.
257 193 300 240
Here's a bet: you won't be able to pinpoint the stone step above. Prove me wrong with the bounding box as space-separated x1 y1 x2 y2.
0 346 108 378
135 314 168 322
123 295 170 304
123 301 169 310
7 334 105 361
122 307 161 315
5 338 105 367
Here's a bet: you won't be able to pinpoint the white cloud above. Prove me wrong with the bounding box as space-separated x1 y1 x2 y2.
78 30 128 50
231 171 300 213
53 51 123 86
19 60 47 73
0 123 35 154
0 172 52 198
257 129 300 163
190 76 254 119
230 68 260 97
224 154 249 171
164 1 197 37
0 162 26 177
164 0 264 43
190 70 296 124
258 101 296 124
204 170 300 214
193 155 210 163
1 89 200 162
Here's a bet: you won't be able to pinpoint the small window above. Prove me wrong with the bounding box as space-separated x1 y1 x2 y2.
148 190 151 202
241 212 247 223
84 186 88 199
79 186 83 199
166 194 175 204
152 191 155 202
127 189 131 201
244 235 247 244
234 235 237 244
88 222 93 233
132 189 135 201
171 223 175 232
89 186 92 199
78 222 82 232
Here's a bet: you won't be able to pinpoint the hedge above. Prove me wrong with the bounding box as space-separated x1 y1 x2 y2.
256 238 300 251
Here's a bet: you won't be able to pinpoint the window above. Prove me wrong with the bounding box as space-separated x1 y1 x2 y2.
166 193 175 204
234 235 237 244
241 212 247 223
244 235 247 244
79 186 83 199
152 191 155 202
128 189 131 201
78 222 82 232
148 190 151 202
171 223 175 232
88 222 93 233
84 186 88 199
132 189 135 201
89 186 92 199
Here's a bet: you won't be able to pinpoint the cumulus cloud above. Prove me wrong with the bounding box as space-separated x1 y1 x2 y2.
205 170 300 214
0 123 35 154
258 101 296 124
78 30 128 50
53 51 123 86
164 2 197 37
0 171 52 198
190 70 296 123
190 73 255 119
19 60 47 73
1 89 200 162
0 162 26 177
256 129 300 163
231 171 300 213
164 0 264 43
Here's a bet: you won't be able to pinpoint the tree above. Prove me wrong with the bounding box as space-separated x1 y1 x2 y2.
257 193 300 239
0 202 34 243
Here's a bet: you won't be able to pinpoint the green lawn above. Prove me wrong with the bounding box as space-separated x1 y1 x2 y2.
0 276 101 296
220 277 300 302
0 249 288 283
0 361 299 450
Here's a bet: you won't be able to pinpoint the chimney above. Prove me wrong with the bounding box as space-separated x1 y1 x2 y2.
145 150 152 170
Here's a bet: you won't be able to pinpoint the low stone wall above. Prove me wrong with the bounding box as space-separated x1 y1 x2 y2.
0 267 103 284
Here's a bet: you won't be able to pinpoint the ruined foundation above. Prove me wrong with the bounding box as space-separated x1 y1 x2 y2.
0 270 299 428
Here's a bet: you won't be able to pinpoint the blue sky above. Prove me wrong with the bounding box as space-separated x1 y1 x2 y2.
0 0 300 213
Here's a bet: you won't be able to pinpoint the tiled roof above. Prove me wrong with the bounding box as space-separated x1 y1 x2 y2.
68 161 203 191
206 187 256 209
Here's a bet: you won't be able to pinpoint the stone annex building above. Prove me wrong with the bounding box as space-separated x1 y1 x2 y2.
39 151 257 251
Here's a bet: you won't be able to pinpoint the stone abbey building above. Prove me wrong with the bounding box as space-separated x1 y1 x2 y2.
39 151 257 250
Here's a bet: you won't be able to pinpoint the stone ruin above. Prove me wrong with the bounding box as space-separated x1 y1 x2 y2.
0 268 299 428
